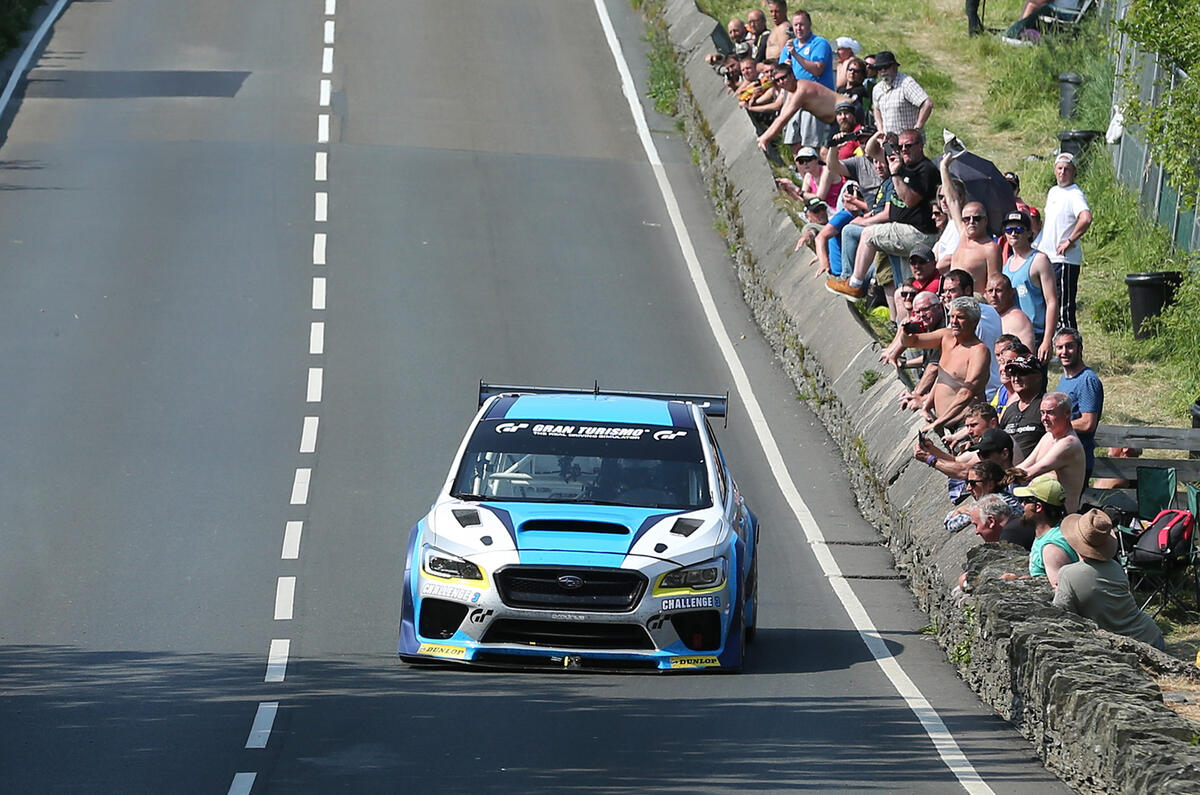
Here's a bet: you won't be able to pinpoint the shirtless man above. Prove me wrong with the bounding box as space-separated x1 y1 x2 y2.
764 0 793 62
898 296 990 433
755 77 843 149
938 156 1000 288
1014 392 1086 513
984 274 1035 351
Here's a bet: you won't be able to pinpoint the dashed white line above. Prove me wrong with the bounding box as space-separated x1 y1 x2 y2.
282 521 303 560
324 20 335 44
315 192 328 222
315 152 328 182
319 78 331 107
265 639 290 683
322 47 333 74
325 0 336 15
317 114 329 144
592 1 991 792
245 702 278 749
307 368 323 402
312 277 327 310
300 416 319 453
290 468 312 505
309 322 325 355
313 232 327 265
275 577 297 620
227 772 256 795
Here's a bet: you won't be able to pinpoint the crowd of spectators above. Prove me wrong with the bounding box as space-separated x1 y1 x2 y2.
706 5 1163 651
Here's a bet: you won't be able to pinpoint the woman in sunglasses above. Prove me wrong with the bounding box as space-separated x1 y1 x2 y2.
944 460 1022 534
1000 209 1059 363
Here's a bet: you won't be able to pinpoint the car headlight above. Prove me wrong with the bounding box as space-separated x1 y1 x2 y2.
659 557 726 591
422 545 484 581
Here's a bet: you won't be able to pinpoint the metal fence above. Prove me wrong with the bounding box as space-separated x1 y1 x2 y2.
1108 0 1200 252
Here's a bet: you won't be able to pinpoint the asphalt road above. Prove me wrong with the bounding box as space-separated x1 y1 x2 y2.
0 1 1068 792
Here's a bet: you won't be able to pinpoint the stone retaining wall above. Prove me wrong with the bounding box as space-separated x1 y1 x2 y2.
657 1 1200 791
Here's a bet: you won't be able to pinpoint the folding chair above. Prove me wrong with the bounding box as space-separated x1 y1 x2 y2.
1039 0 1095 28
1116 477 1196 617
1135 465 1177 520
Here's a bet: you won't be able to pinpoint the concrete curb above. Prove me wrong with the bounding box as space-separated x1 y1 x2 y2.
658 1 1200 791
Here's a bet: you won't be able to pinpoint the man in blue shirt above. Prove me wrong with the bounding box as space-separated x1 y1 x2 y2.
1054 327 1103 480
778 10 833 147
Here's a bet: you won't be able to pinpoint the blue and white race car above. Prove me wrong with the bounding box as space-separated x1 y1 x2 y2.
398 382 759 672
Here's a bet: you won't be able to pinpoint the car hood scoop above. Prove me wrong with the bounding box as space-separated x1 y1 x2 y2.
519 519 629 534
482 503 683 556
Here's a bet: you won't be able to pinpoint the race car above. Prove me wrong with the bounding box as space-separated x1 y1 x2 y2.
398 382 759 672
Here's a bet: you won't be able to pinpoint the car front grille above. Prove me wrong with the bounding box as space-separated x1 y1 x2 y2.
481 618 655 650
495 566 647 612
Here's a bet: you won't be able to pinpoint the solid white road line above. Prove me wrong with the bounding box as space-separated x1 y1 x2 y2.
265 639 290 683
309 321 325 355
282 521 303 560
592 2 992 792
324 20 335 44
290 468 312 505
245 702 278 749
313 232 327 265
307 368 323 402
300 416 319 453
322 47 333 74
312 277 327 310
227 772 255 795
318 114 329 144
315 192 328 222
315 152 328 182
275 577 297 620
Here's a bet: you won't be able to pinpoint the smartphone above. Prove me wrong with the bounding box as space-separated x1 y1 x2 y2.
902 321 926 334
883 142 897 158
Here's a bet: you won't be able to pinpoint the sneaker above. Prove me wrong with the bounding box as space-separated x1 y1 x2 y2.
825 277 866 301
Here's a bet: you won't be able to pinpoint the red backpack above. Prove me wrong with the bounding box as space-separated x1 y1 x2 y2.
1129 509 1196 565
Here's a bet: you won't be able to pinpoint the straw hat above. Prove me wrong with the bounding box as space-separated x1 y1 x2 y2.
1060 509 1118 560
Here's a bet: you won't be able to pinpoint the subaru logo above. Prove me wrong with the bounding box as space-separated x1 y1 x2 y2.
557 575 584 590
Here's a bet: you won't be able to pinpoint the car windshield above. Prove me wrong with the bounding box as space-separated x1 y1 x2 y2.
451 419 711 510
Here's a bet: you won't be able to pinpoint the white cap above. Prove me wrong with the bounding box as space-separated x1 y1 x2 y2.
835 36 862 53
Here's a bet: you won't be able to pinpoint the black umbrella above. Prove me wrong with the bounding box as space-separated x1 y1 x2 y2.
933 150 1017 238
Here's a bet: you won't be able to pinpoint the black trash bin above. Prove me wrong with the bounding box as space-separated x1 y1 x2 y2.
1059 73 1083 119
1124 271 1183 339
1057 129 1103 159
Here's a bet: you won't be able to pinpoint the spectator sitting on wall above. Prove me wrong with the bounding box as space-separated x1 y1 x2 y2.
792 196 831 254
1014 475 1077 587
984 274 1036 353
990 336 1031 414
1054 327 1104 482
917 425 1014 491
1054 509 1166 650
943 397 999 454
953 494 1017 594
1012 392 1087 513
811 181 869 278
999 354 1047 461
881 287 942 370
945 460 1028 546
900 295 992 433
705 17 753 66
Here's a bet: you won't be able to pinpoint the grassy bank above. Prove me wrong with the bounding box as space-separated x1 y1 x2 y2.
690 0 1200 425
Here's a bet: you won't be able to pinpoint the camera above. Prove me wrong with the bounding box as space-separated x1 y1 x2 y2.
902 321 927 334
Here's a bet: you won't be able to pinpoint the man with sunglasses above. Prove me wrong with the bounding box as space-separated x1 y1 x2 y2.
1001 209 1059 362
999 354 1046 461
938 155 1002 292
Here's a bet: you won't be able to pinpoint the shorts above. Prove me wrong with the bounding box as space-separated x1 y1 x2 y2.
870 222 938 258
796 110 833 148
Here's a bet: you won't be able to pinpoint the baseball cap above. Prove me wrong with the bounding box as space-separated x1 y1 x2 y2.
795 146 821 161
835 100 857 113
803 196 827 214
835 36 862 53
1013 474 1066 508
1004 354 1041 375
1055 152 1077 166
1004 209 1031 229
967 428 1013 455
909 244 935 262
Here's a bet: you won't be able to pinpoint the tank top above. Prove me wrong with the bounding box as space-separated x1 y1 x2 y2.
1004 251 1046 338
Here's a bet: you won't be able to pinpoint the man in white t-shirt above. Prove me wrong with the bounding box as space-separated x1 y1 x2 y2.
1035 152 1091 330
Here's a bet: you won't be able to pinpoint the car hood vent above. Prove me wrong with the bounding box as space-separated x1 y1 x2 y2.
452 509 481 527
519 520 629 535
670 518 703 537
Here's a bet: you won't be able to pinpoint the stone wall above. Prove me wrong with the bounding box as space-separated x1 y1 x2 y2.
657 1 1200 791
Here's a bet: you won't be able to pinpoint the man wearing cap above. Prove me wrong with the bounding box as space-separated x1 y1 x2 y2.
999 354 1046 460
1001 209 1059 362
870 51 934 135
1054 509 1165 650
1013 475 1078 587
833 36 861 89
1036 152 1091 330
778 11 834 148
1015 392 1087 513
909 244 941 296
793 196 831 254
827 100 864 160
916 425 1014 486
985 273 1036 351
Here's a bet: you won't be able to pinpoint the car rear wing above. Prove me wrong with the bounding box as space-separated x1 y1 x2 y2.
479 380 729 420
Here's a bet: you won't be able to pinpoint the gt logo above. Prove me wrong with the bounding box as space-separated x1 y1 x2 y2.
646 614 667 630
468 608 494 624
653 430 688 441
495 422 529 433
